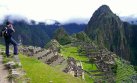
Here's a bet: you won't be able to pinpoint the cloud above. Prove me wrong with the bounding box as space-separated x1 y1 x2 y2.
0 14 31 24
0 0 137 24
62 18 89 24
0 5 9 24
120 16 137 24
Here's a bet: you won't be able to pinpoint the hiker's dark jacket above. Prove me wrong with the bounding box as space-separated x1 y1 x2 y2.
4 28 14 39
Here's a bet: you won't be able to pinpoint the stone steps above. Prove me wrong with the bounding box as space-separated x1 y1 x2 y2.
92 73 104 76
40 52 55 62
50 56 65 66
90 70 100 72
20 46 68 67
33 47 43 54
33 49 49 58
45 55 59 64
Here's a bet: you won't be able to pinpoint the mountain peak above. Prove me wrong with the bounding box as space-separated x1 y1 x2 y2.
88 5 114 24
91 5 113 19
97 5 112 13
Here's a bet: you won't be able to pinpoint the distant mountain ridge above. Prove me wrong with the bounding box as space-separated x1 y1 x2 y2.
0 19 85 47
85 5 137 65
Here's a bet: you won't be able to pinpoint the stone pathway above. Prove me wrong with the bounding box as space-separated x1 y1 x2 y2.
0 55 9 83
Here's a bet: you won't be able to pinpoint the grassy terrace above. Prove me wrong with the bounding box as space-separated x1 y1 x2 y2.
19 54 86 83
115 58 137 83
0 44 86 83
60 45 98 83
60 45 97 70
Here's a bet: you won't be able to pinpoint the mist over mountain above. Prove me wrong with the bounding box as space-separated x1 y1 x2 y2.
0 14 89 25
121 16 137 25
0 16 86 47
2 14 137 25
0 15 31 24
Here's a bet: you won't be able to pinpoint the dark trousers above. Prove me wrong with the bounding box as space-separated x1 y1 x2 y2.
5 37 18 57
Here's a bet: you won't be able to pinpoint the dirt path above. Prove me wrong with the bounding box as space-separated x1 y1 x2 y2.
0 55 9 83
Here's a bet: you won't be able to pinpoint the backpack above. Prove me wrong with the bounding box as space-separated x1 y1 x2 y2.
0 27 8 37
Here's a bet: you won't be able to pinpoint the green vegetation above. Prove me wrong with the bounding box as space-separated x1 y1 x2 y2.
0 44 5 50
61 45 87 61
2 56 12 63
0 22 50 47
75 32 91 42
45 39 60 48
60 45 98 83
115 58 137 83
19 54 85 83
85 5 132 66
134 66 137 72
54 27 71 45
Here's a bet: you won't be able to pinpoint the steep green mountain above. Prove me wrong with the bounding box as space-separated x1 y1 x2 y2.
53 27 71 45
123 22 137 65
85 5 130 61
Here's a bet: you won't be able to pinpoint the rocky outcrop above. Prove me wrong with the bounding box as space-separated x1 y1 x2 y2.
4 57 28 83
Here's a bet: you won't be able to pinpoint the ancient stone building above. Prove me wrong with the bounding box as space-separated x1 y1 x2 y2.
63 57 84 79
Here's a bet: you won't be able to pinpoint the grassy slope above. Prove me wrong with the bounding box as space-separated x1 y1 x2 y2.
115 58 137 83
2 44 136 83
0 45 85 83
19 54 85 83
60 45 97 70
60 45 98 83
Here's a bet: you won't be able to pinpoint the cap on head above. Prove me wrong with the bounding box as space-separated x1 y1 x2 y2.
6 21 11 25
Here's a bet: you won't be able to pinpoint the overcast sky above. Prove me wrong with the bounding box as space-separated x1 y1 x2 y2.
0 0 137 23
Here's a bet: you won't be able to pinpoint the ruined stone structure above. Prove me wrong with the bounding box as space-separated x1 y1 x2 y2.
78 42 116 82
19 43 116 82
63 57 84 79
19 46 85 79
19 46 65 66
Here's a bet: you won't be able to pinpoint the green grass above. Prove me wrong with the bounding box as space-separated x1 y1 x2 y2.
82 62 97 71
61 45 87 61
115 58 137 83
60 45 97 71
19 54 86 83
0 44 5 51
60 45 98 83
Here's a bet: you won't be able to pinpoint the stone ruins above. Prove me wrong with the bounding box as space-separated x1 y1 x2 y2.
63 57 84 79
19 45 85 79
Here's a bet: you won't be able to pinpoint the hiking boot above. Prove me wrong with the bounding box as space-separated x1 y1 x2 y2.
6 54 11 58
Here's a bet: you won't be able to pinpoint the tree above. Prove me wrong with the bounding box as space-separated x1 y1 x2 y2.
53 27 71 45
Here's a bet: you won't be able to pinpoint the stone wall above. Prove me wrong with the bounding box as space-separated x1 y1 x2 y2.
63 57 84 79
